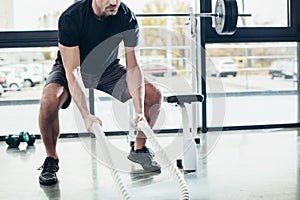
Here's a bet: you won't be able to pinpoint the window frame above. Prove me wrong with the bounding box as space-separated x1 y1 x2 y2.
203 0 299 43
0 0 299 135
199 0 300 132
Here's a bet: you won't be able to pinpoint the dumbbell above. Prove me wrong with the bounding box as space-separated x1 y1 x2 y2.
5 135 20 148
19 131 36 145
5 131 36 148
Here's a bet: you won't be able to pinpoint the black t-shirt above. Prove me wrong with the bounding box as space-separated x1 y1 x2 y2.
58 0 139 74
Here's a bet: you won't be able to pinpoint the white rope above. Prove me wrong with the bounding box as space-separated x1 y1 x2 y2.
91 123 131 200
73 67 188 199
137 121 190 200
73 68 131 200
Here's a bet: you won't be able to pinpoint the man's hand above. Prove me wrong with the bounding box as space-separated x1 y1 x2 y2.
131 113 147 130
84 114 103 133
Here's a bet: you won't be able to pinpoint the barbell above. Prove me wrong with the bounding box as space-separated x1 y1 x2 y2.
191 0 251 35
214 0 250 35
136 0 251 35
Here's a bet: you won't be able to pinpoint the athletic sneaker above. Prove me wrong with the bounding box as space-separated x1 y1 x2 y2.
38 157 59 185
127 146 161 173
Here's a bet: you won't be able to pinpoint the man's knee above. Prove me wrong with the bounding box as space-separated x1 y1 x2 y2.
40 83 69 112
145 83 162 106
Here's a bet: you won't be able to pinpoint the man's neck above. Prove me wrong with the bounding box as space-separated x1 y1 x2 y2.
92 1 107 20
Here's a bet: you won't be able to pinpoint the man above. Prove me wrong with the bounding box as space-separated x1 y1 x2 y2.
38 0 162 186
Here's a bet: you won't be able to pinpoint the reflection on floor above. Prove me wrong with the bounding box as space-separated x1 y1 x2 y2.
0 128 300 200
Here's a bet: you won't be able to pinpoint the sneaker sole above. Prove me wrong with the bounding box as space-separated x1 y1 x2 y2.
39 178 58 186
127 155 161 173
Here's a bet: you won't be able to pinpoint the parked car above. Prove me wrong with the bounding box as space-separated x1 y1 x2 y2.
269 60 297 79
0 73 7 89
0 64 44 87
141 64 177 77
0 82 4 96
207 59 238 77
0 69 23 91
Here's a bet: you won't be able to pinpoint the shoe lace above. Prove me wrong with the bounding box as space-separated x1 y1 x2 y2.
143 147 155 158
38 159 58 172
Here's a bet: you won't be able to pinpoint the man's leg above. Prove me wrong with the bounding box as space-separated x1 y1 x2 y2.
96 63 162 172
38 83 69 185
134 81 162 150
127 81 162 172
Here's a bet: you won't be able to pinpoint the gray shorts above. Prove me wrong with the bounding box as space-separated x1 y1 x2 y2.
45 56 131 109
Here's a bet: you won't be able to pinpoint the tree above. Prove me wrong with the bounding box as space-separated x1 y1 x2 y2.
140 0 191 69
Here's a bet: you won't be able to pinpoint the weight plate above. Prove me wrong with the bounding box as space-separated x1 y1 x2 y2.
226 0 238 34
214 0 238 35
27 134 36 145
214 0 226 34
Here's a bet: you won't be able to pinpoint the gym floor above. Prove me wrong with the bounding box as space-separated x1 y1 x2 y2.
0 128 299 200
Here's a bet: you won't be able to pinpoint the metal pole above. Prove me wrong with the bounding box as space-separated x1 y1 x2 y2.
194 13 251 17
297 43 300 122
189 7 198 138
199 0 208 133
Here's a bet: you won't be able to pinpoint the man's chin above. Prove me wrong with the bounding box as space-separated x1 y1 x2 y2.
106 9 118 15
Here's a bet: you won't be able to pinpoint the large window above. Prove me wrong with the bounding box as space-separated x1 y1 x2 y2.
211 0 290 28
0 0 194 31
0 47 57 135
0 0 196 135
236 0 289 27
123 0 193 14
0 0 74 31
0 0 299 136
206 42 298 127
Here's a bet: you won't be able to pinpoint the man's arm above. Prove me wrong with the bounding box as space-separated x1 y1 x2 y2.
59 44 102 131
125 47 146 124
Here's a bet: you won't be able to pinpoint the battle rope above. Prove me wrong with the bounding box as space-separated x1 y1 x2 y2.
137 121 190 200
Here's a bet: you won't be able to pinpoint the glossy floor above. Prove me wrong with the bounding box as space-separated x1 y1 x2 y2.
0 128 300 200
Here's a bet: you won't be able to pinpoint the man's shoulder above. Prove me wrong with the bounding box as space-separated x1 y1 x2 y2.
60 0 89 19
118 2 136 17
